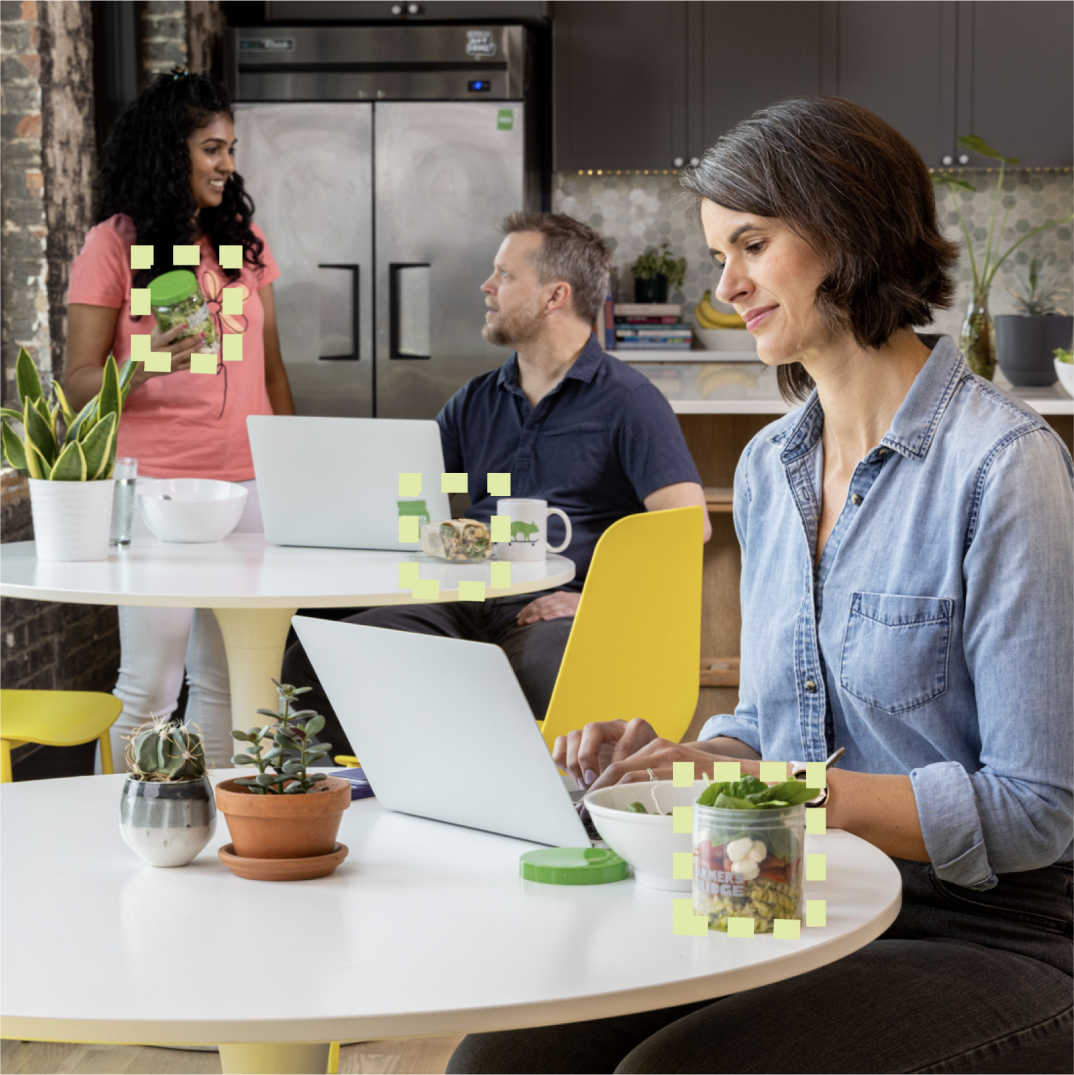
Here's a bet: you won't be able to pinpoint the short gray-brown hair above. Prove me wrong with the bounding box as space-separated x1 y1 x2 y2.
502 212 611 325
682 97 958 401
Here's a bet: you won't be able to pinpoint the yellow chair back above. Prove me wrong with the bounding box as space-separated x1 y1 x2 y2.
0 689 122 782
539 506 704 749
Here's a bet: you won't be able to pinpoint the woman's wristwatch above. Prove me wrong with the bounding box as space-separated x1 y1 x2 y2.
790 761 829 807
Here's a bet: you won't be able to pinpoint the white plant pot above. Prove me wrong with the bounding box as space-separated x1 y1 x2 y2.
28 478 115 561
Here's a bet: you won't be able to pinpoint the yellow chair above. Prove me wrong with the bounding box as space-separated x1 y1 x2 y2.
0 689 123 782
539 506 704 749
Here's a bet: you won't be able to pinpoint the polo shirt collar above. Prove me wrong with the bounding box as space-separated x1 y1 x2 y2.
777 334 967 464
495 334 605 392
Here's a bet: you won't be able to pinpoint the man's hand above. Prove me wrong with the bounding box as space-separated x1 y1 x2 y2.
552 717 659 788
516 591 580 625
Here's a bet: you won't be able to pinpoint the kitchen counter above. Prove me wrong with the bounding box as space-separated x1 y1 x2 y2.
615 355 1074 416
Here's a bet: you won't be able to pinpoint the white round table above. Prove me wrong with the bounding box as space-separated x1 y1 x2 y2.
1 771 903 1073
0 536 575 729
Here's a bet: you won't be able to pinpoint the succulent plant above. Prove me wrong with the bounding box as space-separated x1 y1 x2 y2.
0 346 136 481
231 679 332 795
126 716 208 781
1006 255 1071 317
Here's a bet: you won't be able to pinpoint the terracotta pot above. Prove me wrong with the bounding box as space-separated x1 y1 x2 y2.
215 776 351 859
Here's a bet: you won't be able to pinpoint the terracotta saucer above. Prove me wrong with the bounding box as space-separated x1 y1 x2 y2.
218 842 349 881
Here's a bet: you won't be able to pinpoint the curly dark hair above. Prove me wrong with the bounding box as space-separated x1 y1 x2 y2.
93 70 264 294
681 97 958 402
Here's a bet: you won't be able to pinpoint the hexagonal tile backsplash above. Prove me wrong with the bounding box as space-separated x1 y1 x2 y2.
553 170 1072 341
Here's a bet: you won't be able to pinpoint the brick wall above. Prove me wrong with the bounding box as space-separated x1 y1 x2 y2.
140 0 187 85
1 0 49 410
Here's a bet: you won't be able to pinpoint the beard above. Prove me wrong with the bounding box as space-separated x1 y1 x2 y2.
482 304 543 348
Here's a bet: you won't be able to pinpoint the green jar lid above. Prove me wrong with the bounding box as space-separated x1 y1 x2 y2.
148 270 199 308
519 847 628 885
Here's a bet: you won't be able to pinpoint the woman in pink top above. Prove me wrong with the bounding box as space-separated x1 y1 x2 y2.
64 69 296 766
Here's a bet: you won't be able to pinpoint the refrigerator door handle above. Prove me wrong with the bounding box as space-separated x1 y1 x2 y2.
317 262 361 360
389 262 431 360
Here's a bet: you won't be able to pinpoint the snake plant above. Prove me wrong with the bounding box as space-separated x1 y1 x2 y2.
1 346 135 480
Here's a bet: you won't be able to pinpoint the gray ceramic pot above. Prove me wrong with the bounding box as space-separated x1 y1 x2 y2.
119 776 216 867
995 314 1073 386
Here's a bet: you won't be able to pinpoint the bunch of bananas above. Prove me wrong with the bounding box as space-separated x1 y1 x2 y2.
696 291 745 329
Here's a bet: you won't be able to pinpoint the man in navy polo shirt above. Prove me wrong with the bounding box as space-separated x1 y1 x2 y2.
282 212 709 755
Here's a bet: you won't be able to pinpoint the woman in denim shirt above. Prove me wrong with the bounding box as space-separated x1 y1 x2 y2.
450 99 1072 1073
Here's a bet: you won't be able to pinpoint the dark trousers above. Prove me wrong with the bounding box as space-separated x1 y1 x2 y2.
280 595 574 758
447 859 1073 1074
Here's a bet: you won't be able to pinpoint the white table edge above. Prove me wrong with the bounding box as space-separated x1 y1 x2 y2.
1 883 901 1045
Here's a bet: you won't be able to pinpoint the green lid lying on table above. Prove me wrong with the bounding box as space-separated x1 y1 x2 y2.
519 847 628 885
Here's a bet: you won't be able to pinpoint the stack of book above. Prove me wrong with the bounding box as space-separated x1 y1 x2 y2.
605 302 692 351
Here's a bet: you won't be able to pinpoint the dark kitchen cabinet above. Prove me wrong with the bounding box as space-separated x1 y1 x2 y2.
693 3 826 153
825 1 1072 166
552 1 689 172
553 1 1072 173
823 1 956 167
957 1 1073 166
553 1 824 172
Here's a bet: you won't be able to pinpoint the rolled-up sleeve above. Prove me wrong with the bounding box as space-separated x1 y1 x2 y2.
914 427 1074 889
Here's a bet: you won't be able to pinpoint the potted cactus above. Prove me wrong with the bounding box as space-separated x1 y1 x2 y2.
215 680 351 881
118 717 216 868
1 346 135 560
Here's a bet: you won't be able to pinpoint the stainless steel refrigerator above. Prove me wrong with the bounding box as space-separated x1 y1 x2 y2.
226 24 545 418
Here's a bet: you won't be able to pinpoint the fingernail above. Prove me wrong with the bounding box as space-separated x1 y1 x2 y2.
583 769 596 787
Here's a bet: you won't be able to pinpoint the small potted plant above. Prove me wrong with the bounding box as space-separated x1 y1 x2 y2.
215 680 351 881
118 717 216 868
1 346 135 560
994 255 1073 386
933 136 1073 380
631 242 687 304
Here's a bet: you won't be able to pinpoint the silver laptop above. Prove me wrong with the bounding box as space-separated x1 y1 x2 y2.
291 615 591 847
247 415 451 550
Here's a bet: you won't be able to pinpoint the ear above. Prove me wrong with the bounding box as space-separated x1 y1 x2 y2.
545 281 572 314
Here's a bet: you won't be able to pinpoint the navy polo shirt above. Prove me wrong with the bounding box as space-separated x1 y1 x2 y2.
436 335 702 591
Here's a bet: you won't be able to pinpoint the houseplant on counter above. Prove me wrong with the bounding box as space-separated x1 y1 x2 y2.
215 679 351 881
631 242 687 304
1 346 135 560
994 255 1072 386
934 135 1073 380
118 717 216 867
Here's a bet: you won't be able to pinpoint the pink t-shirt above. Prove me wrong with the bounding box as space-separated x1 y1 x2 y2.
66 214 281 480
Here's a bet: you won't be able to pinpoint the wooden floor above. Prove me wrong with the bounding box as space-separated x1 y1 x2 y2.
0 1036 464 1074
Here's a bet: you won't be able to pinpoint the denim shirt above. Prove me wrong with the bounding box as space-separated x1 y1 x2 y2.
700 336 1074 890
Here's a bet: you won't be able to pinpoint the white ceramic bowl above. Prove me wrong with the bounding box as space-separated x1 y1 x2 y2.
584 779 709 890
138 478 248 543
693 325 754 353
1054 358 1074 397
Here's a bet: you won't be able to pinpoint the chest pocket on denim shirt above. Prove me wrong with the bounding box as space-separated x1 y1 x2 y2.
840 592 953 714
540 422 608 488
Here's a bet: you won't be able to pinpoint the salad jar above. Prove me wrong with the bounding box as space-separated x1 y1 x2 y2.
692 802 806 932
148 269 218 350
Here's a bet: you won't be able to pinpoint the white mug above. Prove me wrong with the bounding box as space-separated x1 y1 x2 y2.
495 498 572 562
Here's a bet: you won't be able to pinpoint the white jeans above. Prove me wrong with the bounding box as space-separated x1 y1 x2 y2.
106 479 262 770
